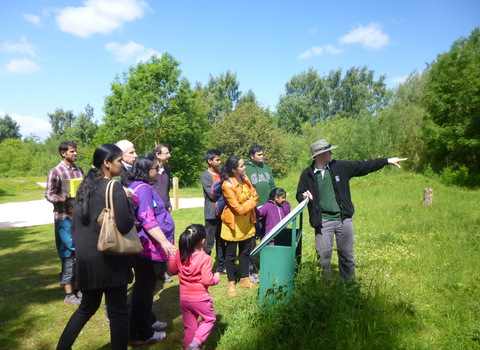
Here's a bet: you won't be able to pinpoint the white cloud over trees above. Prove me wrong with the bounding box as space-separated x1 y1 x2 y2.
105 41 160 63
299 45 343 59
339 23 390 50
55 0 149 38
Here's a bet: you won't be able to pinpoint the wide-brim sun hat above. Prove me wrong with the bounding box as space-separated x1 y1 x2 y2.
309 139 338 159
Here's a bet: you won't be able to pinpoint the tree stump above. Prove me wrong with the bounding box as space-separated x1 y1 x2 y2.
423 188 433 205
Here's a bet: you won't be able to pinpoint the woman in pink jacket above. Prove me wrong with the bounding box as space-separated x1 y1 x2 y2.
169 224 220 350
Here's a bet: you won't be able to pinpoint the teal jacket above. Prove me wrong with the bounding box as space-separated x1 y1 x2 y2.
245 160 275 206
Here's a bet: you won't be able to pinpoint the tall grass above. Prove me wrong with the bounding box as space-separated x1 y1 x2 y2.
0 172 479 349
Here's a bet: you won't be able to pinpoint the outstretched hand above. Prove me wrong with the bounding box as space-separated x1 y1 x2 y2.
388 157 407 168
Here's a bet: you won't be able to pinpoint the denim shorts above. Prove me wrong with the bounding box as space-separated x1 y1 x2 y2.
59 256 76 285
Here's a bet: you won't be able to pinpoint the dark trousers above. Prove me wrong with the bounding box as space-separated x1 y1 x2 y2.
204 217 226 272
56 284 129 350
130 256 158 341
225 239 251 281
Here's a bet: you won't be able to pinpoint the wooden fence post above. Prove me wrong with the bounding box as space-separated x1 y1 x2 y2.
172 177 179 210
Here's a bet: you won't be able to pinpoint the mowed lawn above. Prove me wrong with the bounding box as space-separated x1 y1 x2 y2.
0 171 479 349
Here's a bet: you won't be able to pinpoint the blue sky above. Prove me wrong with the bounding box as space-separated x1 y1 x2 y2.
1 0 479 139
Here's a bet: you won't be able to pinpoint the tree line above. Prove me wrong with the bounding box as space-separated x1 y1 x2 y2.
1 28 479 187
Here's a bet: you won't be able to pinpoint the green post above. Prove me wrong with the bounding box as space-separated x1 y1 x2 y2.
251 199 308 308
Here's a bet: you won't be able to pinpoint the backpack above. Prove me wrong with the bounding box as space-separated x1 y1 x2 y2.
211 177 231 216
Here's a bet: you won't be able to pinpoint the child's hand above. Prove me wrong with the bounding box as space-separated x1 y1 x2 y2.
214 272 221 279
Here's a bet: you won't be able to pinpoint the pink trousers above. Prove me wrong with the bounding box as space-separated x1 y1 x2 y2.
180 297 216 348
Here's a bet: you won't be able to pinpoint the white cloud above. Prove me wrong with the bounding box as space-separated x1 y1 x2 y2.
339 23 389 50
0 112 51 139
2 58 41 75
23 13 41 25
1 37 36 56
391 75 408 85
56 0 150 38
106 41 160 63
299 45 343 59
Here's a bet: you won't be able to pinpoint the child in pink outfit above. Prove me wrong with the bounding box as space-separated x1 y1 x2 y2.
169 224 220 350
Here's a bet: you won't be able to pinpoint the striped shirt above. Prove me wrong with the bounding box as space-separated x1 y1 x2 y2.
45 161 84 221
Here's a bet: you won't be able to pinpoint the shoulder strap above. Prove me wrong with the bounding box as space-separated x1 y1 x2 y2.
105 180 115 213
132 183 149 195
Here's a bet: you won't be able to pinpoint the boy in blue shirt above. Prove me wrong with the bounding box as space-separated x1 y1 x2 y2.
58 198 81 305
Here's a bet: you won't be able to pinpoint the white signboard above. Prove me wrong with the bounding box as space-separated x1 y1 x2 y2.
251 198 309 255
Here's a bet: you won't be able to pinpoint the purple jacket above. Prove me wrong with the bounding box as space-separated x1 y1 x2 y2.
256 200 291 234
130 181 175 261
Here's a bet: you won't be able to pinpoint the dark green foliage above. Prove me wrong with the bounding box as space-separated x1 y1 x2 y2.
96 53 209 186
63 104 98 147
277 66 392 134
0 114 21 142
201 70 241 122
423 27 480 186
208 102 289 177
47 108 74 136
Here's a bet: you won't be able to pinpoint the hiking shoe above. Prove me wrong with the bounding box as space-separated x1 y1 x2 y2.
152 321 167 331
64 294 81 305
162 272 173 283
132 331 166 345
75 290 83 298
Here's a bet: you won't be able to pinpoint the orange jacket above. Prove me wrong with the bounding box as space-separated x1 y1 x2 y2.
221 175 258 233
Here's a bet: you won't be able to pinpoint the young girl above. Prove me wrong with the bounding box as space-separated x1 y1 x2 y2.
256 188 291 237
169 224 220 350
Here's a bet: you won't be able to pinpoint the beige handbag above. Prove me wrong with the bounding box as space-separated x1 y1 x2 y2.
97 180 143 255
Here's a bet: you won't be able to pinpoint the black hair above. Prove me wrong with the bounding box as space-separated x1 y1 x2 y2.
152 144 169 154
178 224 207 263
269 187 286 201
248 144 263 156
75 144 122 225
58 141 77 156
205 149 221 163
219 155 241 180
64 197 75 213
129 153 156 183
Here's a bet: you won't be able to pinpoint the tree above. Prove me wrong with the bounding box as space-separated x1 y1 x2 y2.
209 102 289 176
95 53 209 186
201 71 241 122
64 104 98 146
0 114 21 142
48 108 74 136
423 27 480 184
276 66 392 134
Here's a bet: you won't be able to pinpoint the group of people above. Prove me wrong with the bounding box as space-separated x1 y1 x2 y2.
45 138 405 350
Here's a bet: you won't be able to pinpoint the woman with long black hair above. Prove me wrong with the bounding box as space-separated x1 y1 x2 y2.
56 144 135 350
220 155 259 297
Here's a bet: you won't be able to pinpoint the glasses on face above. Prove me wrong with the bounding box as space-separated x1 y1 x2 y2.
151 165 160 170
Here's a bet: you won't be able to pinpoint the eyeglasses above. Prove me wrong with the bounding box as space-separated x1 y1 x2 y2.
151 166 159 170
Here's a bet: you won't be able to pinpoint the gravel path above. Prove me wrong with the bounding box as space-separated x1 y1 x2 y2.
0 184 204 229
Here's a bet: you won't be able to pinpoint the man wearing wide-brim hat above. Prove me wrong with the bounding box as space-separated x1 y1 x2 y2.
296 139 406 279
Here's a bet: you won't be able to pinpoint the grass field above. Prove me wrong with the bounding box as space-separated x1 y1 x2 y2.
1 171 479 349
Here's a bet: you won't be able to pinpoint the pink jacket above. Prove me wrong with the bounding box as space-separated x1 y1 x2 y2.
169 250 220 302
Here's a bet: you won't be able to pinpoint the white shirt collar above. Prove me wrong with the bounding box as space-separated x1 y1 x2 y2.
313 163 329 173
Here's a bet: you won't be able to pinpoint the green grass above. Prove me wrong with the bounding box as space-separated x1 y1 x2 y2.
0 177 202 205
1 171 480 349
0 177 46 204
